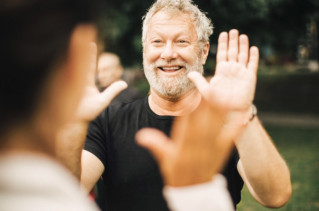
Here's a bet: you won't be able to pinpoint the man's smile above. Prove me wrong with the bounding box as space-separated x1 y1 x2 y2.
158 65 184 73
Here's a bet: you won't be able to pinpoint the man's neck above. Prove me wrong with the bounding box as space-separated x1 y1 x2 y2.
149 88 202 116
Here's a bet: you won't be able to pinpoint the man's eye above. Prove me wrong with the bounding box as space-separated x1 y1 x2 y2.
153 40 161 43
178 40 190 44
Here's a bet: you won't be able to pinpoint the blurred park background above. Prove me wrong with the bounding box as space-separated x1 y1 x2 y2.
97 0 319 210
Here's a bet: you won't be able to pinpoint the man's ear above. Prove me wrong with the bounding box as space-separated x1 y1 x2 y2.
201 42 210 65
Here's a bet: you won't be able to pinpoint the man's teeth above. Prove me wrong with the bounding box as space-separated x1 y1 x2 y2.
160 66 182 71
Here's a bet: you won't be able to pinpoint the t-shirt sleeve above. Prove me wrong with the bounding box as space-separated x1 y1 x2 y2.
84 111 108 167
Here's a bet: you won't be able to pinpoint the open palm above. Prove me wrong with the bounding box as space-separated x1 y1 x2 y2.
189 29 259 112
75 43 127 122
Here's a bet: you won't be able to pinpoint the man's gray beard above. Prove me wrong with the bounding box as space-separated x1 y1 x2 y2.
143 57 204 98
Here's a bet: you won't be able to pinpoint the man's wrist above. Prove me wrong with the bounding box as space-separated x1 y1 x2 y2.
224 104 257 128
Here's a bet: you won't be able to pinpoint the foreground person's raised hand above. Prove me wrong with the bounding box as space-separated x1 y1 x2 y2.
56 42 127 179
136 101 241 210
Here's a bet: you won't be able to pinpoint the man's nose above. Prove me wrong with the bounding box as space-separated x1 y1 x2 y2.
161 42 177 61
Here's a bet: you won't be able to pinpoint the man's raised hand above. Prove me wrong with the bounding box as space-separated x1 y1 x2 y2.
188 29 259 114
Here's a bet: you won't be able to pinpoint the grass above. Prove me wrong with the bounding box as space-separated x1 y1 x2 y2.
237 124 319 211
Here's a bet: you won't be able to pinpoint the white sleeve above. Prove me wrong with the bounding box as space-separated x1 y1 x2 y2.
162 174 234 211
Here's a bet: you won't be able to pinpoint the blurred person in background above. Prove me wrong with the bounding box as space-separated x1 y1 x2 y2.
58 0 291 210
96 52 142 104
97 53 123 91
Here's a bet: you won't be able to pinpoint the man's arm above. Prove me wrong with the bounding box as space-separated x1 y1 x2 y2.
236 117 291 207
55 43 127 191
188 29 292 207
56 122 89 179
81 150 105 192
56 122 106 192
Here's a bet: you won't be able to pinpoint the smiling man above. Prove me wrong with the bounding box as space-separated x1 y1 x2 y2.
60 0 292 210
143 11 205 99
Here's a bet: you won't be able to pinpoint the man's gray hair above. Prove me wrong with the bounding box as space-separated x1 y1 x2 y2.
142 0 213 47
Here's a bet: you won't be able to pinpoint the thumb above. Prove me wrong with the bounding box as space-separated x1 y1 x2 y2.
187 71 210 99
100 80 127 105
136 128 173 163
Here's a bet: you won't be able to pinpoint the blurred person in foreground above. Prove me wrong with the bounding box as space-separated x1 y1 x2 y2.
96 52 142 104
0 0 126 210
0 0 240 210
59 0 292 210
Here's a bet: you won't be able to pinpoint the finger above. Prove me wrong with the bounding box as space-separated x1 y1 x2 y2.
87 42 98 87
100 80 127 106
187 71 210 100
227 29 239 62
216 32 228 63
247 46 259 74
238 34 249 66
136 128 172 163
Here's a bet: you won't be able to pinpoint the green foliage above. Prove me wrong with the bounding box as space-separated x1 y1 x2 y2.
197 0 319 60
99 0 319 66
238 125 319 210
99 0 154 67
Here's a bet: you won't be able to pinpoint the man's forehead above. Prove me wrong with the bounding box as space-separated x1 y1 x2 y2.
149 10 193 26
98 56 119 68
147 10 197 38
99 55 120 65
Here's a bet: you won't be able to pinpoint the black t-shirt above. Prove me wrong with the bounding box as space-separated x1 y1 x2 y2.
85 97 243 211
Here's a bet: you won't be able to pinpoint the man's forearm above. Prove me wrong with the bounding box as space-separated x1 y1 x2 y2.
55 121 89 179
235 117 292 207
